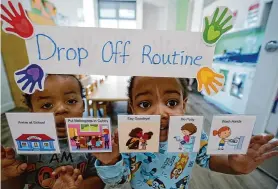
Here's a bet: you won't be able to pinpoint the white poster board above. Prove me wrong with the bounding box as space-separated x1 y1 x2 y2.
25 25 215 78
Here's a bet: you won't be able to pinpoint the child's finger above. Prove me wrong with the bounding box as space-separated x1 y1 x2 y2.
72 168 81 180
52 166 66 176
16 163 27 175
1 146 6 159
74 175 83 187
5 147 16 159
65 165 74 176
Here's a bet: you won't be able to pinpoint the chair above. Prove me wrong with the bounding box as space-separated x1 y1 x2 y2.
86 83 107 117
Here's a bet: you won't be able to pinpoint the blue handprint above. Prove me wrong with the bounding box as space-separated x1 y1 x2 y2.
14 64 45 94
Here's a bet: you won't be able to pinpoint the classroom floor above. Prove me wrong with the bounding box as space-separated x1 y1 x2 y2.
1 93 277 189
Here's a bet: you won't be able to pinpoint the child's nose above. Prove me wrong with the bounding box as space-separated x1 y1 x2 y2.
54 103 69 115
155 103 169 118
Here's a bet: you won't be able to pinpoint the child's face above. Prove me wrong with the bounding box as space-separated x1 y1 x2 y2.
130 77 186 142
30 75 84 138
182 130 190 136
219 129 231 139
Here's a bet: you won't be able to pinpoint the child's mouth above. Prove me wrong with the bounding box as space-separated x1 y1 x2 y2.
160 126 169 131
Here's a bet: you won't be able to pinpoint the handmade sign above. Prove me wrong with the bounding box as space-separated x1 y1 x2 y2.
118 115 160 153
167 116 204 153
0 0 235 96
65 118 112 153
6 113 60 154
207 115 256 154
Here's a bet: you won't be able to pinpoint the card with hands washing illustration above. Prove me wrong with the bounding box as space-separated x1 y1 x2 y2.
207 115 256 154
167 116 204 153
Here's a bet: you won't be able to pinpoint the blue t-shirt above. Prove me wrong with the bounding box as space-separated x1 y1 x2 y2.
95 132 210 189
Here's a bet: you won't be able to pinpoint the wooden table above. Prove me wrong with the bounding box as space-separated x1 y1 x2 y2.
84 76 130 117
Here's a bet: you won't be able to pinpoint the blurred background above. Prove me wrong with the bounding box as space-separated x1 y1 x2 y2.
1 0 278 188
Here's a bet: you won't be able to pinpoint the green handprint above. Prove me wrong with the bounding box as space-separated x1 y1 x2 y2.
203 7 233 45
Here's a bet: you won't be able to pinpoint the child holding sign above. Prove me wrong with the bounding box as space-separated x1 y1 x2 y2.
1 75 104 189
94 76 278 189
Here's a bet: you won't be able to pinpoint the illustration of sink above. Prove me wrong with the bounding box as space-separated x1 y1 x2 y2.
227 136 245 150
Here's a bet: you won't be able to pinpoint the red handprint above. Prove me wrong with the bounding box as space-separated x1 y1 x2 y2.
1 1 34 39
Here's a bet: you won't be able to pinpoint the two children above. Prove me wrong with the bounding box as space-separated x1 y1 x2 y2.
1 75 104 189
93 76 278 189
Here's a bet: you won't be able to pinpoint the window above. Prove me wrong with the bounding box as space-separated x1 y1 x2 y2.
98 0 136 29
43 142 49 147
21 142 27 147
34 142 38 147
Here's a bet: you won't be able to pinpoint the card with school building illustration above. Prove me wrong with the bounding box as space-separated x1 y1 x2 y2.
118 115 160 153
6 113 60 154
207 115 256 154
167 116 204 153
65 118 112 153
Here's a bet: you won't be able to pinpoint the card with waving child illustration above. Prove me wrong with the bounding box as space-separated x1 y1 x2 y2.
118 115 160 153
167 116 204 153
207 115 256 154
6 113 60 154
65 118 112 153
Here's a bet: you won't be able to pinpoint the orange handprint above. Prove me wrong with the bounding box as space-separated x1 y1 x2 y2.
1 0 34 39
197 67 224 95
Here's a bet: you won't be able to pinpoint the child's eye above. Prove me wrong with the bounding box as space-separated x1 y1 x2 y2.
41 103 53 109
138 101 151 109
67 99 78 104
166 99 179 107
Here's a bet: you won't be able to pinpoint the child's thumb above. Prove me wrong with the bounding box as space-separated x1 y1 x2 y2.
16 163 27 175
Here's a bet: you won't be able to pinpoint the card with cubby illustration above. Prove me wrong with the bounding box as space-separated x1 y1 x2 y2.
167 116 204 153
207 115 256 154
118 115 160 153
65 118 112 153
6 112 60 154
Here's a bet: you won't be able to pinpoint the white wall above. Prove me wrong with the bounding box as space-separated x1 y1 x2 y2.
136 0 143 29
190 0 204 32
143 2 167 30
1 56 15 113
203 0 266 31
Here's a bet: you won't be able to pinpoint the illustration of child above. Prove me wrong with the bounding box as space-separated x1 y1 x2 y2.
1 75 104 189
126 127 143 149
174 123 197 150
213 126 231 150
93 76 278 189
96 137 103 148
140 132 153 150
103 129 110 149
87 137 93 150
76 139 81 150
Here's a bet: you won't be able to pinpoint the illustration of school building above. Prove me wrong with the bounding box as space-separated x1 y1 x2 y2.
16 134 56 151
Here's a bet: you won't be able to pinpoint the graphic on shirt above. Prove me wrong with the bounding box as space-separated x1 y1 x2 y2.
207 115 256 154
25 150 91 189
6 112 60 154
118 115 160 153
174 175 189 189
168 116 204 153
66 118 112 153
170 154 189 179
131 156 142 177
16 134 56 152
143 153 157 164
146 178 166 189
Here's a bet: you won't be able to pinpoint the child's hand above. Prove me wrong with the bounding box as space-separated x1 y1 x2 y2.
51 166 83 189
228 134 278 174
93 129 120 165
1 146 27 181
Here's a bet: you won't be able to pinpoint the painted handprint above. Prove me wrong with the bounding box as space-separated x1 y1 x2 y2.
14 64 45 94
203 7 233 45
1 0 34 39
197 67 224 95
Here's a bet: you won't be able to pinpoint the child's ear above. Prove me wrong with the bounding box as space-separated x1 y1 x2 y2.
182 98 188 113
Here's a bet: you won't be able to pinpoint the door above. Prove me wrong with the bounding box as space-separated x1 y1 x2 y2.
245 0 278 135
245 0 278 180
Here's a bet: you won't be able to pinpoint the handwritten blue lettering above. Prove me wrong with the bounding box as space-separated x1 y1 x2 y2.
102 41 130 63
36 34 88 66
